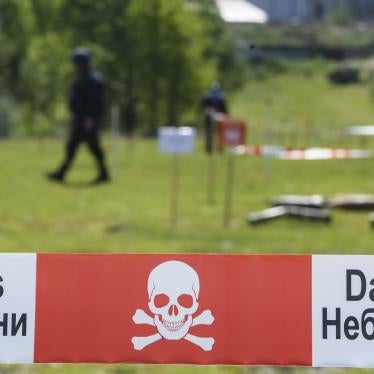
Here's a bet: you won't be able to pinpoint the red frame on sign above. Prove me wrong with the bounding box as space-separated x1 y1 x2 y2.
217 116 247 148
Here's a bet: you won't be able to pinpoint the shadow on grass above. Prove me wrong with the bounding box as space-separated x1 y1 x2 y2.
64 181 96 189
45 175 109 188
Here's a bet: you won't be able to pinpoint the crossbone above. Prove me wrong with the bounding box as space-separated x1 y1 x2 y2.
132 309 215 351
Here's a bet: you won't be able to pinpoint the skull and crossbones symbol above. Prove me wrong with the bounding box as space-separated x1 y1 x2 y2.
131 260 215 351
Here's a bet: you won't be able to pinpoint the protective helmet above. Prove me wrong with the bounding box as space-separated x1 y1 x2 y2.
71 47 91 64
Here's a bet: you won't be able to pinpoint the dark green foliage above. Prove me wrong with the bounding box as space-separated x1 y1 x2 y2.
328 67 360 85
0 0 237 135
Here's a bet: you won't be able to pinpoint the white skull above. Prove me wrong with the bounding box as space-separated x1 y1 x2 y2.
147 261 199 340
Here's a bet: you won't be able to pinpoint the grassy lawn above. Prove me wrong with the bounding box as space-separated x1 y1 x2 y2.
2 60 374 373
2 138 374 373
2 137 374 255
231 60 374 147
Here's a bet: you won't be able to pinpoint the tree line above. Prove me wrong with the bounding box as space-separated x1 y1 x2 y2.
0 0 244 137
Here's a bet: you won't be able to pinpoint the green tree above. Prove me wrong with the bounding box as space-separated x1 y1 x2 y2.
0 0 32 91
329 6 352 26
19 32 70 135
59 0 216 132
0 0 237 135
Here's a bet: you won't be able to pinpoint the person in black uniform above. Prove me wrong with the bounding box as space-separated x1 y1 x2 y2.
47 47 110 184
201 82 228 154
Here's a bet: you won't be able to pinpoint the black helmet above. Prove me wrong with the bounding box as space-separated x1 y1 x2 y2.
71 47 91 64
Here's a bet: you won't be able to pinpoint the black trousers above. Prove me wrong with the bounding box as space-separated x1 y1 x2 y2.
59 125 107 176
204 114 215 154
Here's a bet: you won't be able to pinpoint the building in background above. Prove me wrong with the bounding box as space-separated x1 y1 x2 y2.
215 0 374 24
215 0 268 23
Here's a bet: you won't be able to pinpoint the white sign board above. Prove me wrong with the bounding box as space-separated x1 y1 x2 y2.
0 254 36 363
158 127 196 154
313 255 374 367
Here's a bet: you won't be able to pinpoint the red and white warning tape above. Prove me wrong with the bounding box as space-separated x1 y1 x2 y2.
235 145 373 160
2 253 374 367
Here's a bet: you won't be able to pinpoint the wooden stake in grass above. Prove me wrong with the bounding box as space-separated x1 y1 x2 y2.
158 126 196 230
218 116 246 228
223 149 235 228
264 96 273 180
207 153 216 205
171 154 180 229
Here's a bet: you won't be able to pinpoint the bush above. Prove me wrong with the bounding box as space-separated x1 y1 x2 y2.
328 67 360 84
328 7 352 26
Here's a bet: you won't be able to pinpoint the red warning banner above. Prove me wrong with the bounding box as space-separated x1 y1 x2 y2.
6 254 374 366
33 254 311 365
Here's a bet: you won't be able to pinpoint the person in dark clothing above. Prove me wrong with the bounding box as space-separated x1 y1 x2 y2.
47 47 110 184
201 82 228 154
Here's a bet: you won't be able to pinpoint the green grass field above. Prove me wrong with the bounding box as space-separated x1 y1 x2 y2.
2 137 374 255
231 60 374 147
2 138 374 373
2 60 374 373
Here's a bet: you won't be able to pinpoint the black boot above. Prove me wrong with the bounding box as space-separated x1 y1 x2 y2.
46 169 65 183
92 167 110 184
